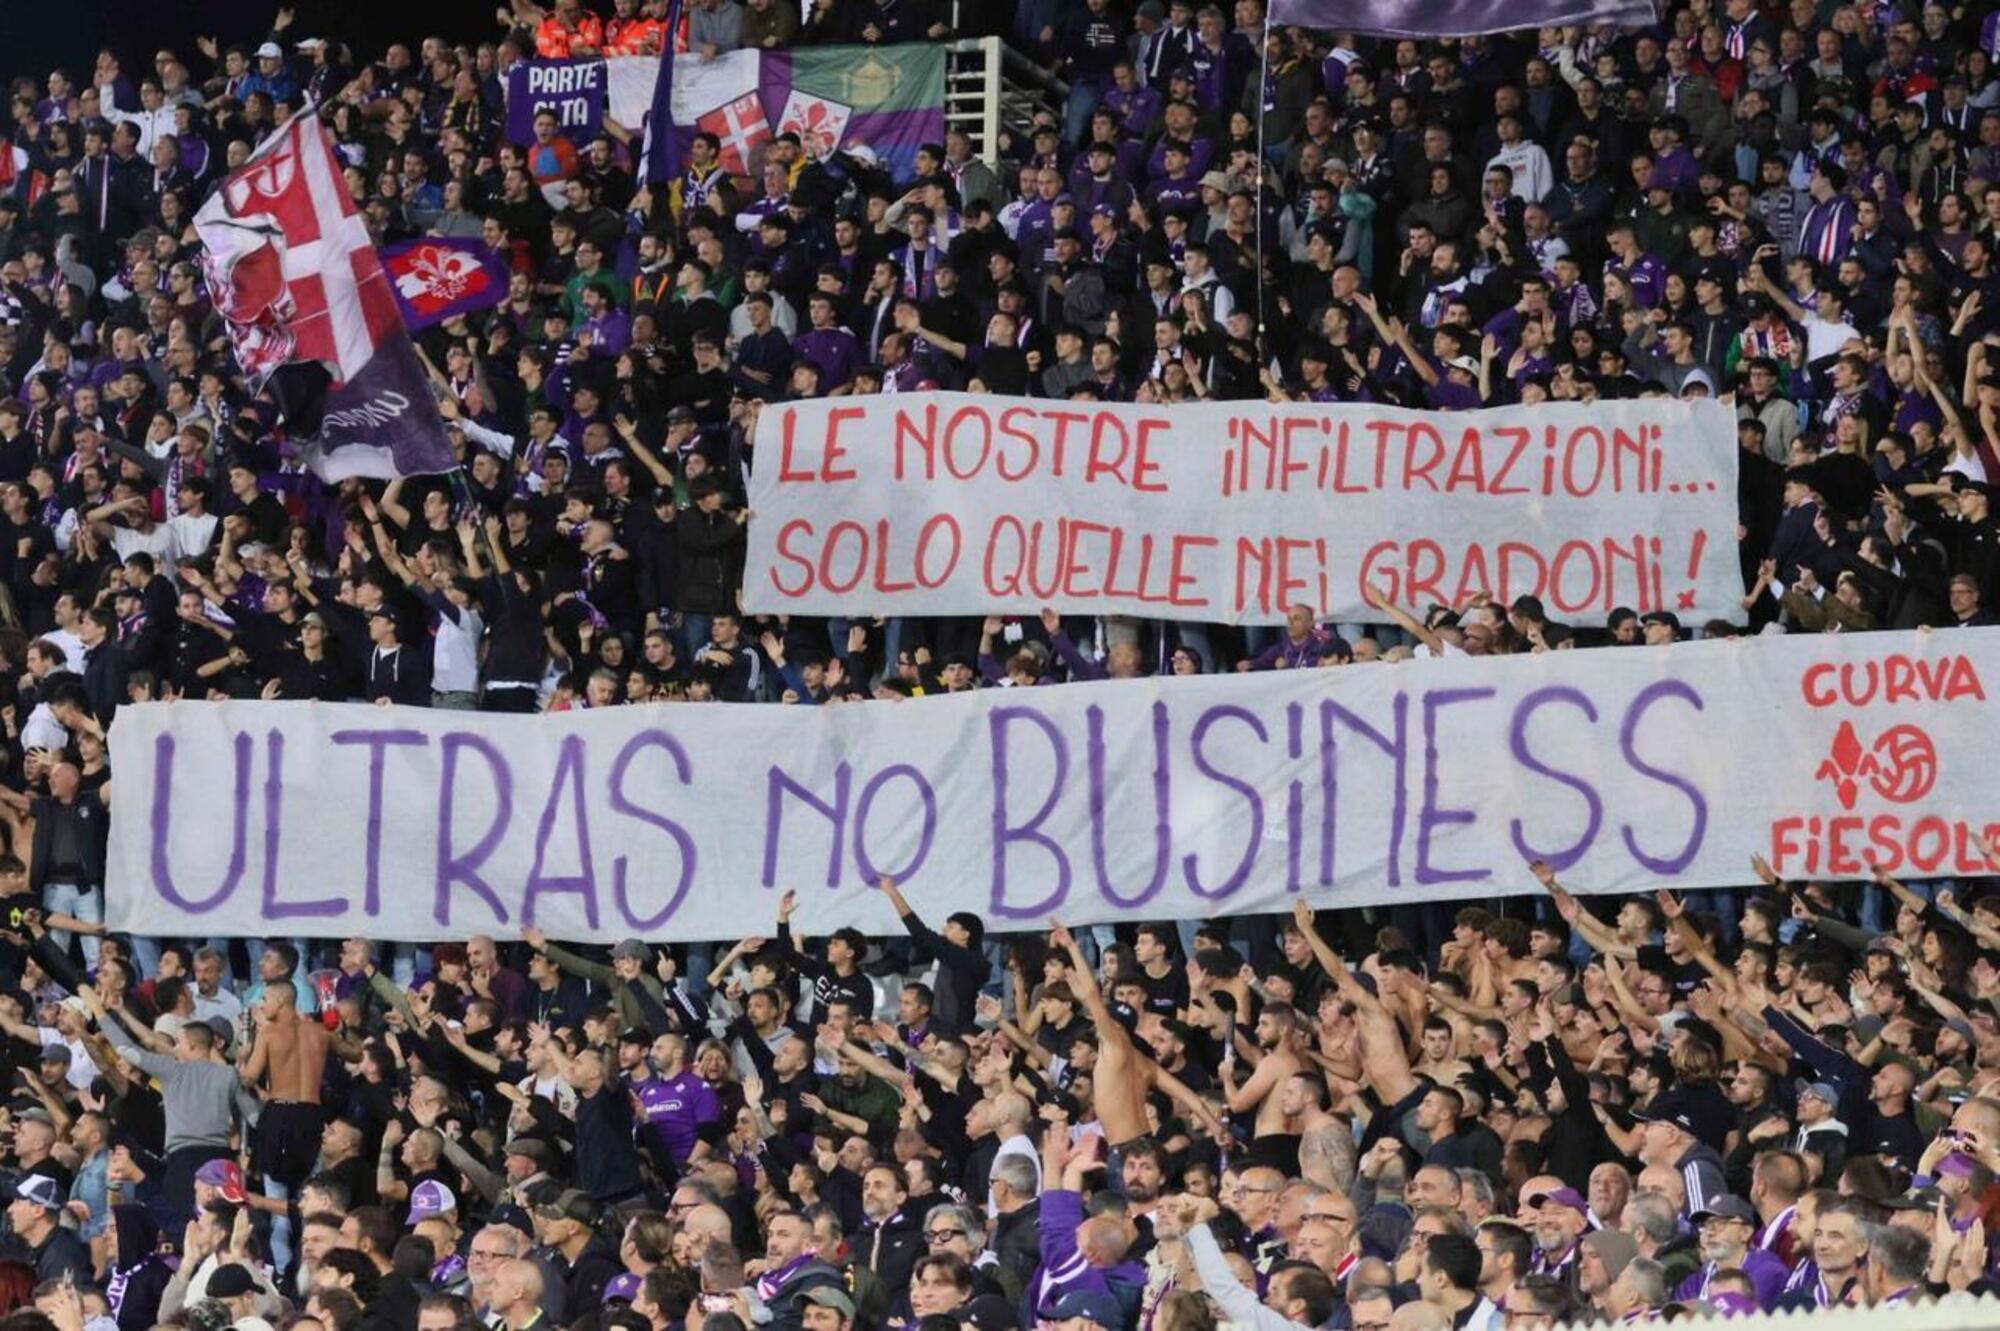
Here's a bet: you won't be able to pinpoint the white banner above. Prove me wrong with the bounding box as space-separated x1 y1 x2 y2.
106 630 2000 941
741 394 1739 626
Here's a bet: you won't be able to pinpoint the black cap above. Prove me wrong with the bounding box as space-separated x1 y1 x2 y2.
1633 1088 1699 1133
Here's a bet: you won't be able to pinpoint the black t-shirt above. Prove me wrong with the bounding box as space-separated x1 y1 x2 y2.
1138 965 1189 1016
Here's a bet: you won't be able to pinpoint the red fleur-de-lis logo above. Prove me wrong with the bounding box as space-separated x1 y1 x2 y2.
1815 720 1882 811
225 154 298 214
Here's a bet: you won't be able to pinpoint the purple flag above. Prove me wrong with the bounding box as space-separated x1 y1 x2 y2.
505 58 606 145
644 0 687 183
382 239 510 331
1268 0 1655 36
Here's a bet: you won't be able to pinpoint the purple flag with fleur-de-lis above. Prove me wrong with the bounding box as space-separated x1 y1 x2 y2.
1268 0 1656 36
380 239 510 332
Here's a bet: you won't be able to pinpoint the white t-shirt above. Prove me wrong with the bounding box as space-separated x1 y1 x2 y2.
42 630 87 673
109 524 175 564
167 512 219 560
432 607 485 694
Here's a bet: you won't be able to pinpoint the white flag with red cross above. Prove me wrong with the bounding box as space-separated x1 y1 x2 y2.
671 49 770 175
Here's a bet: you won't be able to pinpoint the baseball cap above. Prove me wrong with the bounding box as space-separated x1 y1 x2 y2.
37 1043 69 1065
1800 1081 1841 1108
538 1187 597 1225
803 1287 857 1319
207 1264 259 1299
1937 1151 1980 1180
408 1179 458 1222
611 938 648 962
196 1158 249 1204
1048 1291 1124 1327
255 41 284 59
1527 1186 1589 1214
1633 1089 1698 1132
1641 610 1682 634
605 1274 642 1303
1446 355 1480 375
1581 1228 1638 1280
1199 170 1232 192
1107 1001 1141 1035
14 1175 60 1212
1691 1195 1756 1224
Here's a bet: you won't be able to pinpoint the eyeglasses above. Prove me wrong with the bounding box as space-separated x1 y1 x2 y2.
924 1229 967 1243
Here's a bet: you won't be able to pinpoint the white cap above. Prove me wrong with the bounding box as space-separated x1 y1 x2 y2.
844 143 877 165
256 42 284 60
1446 355 1480 375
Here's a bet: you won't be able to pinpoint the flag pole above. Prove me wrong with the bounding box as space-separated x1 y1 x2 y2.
1255 10 1271 354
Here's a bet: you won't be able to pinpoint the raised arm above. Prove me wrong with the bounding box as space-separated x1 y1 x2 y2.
1530 859 1638 960
1360 580 1444 654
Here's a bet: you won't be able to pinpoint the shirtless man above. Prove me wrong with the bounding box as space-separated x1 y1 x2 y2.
1289 902 1427 1156
1222 1001 1305 1174
1283 1072 1357 1194
1049 923 1227 1186
240 978 329 1275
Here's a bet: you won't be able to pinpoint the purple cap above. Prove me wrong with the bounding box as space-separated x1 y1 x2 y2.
408 1179 458 1222
605 1274 642 1303
1527 1186 1589 1214
1938 1151 1980 1179
1710 1292 1758 1317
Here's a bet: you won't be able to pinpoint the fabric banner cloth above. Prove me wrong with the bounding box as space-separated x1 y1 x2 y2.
192 108 454 481
505 58 608 143
742 394 1739 626
381 239 509 330
624 44 945 181
106 629 2000 942
1267 0 1656 36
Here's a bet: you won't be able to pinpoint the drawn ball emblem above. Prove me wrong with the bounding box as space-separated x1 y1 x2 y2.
1867 724 1937 804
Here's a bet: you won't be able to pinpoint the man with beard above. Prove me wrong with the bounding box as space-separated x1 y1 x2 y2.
1223 1003 1305 1175
1675 1196 1787 1309
854 1164 924 1293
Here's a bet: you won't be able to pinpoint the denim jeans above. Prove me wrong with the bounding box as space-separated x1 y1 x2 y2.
43 881 101 967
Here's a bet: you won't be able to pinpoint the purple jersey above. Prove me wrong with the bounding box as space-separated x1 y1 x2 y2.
631 1070 719 1164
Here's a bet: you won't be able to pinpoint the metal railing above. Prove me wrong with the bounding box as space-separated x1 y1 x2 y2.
1554 1294 2000 1331
944 35 1067 165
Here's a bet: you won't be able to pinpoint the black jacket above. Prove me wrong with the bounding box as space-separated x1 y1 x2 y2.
81 641 128 724
673 506 745 614
29 793 108 893
856 1209 923 1294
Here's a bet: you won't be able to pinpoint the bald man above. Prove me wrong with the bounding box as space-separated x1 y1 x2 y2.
490 1259 548 1331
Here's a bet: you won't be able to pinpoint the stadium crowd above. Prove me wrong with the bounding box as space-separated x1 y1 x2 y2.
0 0 1991 1330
